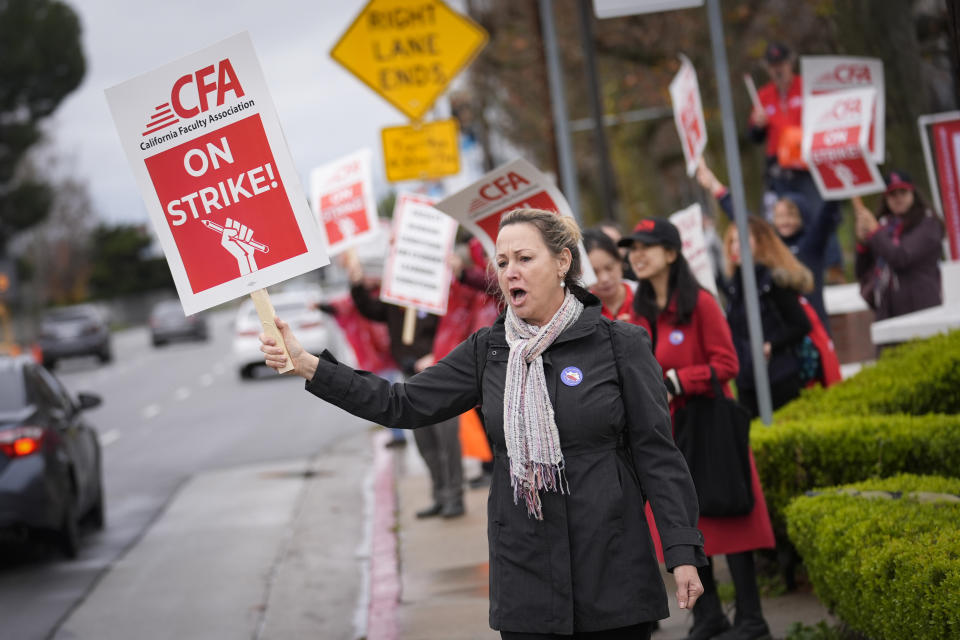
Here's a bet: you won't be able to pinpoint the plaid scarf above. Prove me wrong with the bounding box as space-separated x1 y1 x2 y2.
503 292 584 519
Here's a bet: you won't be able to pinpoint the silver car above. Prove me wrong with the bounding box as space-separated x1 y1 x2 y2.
149 300 208 347
38 305 112 369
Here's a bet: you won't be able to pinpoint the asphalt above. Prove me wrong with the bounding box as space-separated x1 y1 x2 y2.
57 427 835 640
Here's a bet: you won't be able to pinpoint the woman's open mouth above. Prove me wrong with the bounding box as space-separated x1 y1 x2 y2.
509 287 528 305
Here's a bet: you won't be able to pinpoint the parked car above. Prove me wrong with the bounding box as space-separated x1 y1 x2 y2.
149 300 208 347
0 356 105 558
38 305 112 369
233 290 330 379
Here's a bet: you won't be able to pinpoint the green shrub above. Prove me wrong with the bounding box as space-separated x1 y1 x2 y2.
774 330 960 421
750 414 960 533
785 475 960 640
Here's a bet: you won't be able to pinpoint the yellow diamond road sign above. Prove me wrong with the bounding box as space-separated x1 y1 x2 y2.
330 0 488 121
382 119 460 182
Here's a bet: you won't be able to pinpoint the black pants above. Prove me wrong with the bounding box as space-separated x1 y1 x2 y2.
500 622 654 640
738 373 802 419
695 552 769 632
412 416 463 507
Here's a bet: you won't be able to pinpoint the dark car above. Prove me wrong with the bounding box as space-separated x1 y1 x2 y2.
149 300 208 347
0 356 105 557
38 305 112 369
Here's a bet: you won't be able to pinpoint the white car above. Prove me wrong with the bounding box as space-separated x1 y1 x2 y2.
232 290 333 379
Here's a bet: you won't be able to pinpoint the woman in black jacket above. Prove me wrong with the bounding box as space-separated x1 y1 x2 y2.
261 209 706 639
854 171 944 321
723 217 813 417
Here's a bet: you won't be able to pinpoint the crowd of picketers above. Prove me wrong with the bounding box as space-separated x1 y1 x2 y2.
275 40 946 640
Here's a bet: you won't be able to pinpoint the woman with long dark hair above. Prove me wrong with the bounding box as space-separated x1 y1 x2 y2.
854 171 944 320
620 219 775 640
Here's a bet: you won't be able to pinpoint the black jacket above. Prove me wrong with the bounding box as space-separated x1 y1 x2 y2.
305 293 705 634
725 266 812 390
350 283 439 376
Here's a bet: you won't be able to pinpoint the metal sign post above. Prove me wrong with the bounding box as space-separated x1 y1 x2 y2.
706 0 773 423
539 0 582 222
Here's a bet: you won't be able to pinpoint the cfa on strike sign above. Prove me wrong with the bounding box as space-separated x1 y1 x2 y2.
669 55 707 177
105 32 328 315
435 158 597 287
801 88 885 199
310 149 380 256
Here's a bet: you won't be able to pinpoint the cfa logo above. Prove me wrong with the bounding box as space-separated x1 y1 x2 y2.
819 97 862 123
479 171 530 201
142 59 245 136
816 64 872 87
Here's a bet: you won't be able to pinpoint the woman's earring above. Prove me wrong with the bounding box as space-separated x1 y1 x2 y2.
560 272 566 288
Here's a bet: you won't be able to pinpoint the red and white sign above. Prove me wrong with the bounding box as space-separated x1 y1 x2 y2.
802 56 885 164
668 203 717 296
669 55 707 177
310 149 379 256
929 115 960 260
802 88 885 199
380 194 458 315
434 158 596 286
105 33 327 315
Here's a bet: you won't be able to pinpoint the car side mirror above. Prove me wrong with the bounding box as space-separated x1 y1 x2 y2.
77 392 102 411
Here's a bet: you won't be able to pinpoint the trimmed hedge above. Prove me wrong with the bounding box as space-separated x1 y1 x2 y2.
750 413 960 532
775 330 960 420
785 474 960 640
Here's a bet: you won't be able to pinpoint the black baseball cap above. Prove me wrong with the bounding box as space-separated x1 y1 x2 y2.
764 42 791 64
618 218 682 250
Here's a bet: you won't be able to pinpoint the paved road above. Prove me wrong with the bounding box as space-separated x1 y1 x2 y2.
0 309 369 640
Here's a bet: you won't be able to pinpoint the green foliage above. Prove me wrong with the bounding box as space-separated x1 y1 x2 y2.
774 331 960 420
751 413 960 533
0 0 85 253
784 621 847 640
785 475 960 640
88 225 173 298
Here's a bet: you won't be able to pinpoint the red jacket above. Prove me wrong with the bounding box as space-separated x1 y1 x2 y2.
593 282 635 322
631 289 775 557
750 75 803 159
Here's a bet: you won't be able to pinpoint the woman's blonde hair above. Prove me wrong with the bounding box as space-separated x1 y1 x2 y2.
723 217 813 293
498 209 583 288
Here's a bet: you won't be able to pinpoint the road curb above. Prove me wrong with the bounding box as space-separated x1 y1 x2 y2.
367 431 400 640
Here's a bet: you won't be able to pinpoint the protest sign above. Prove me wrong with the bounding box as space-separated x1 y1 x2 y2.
801 56 885 164
802 88 885 199
330 0 487 120
434 158 596 286
105 32 328 316
380 193 459 315
310 149 379 256
669 203 717 296
919 111 960 260
382 119 460 182
669 54 707 177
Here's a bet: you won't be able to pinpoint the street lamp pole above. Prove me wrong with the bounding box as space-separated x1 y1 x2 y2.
706 0 773 423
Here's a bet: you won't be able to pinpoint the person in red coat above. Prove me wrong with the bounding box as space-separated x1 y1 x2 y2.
618 219 776 640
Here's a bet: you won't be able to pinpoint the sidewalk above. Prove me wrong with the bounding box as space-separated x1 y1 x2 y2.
390 440 835 640
55 430 834 640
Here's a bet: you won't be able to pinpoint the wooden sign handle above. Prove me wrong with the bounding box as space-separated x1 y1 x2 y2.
250 288 294 374
401 306 417 346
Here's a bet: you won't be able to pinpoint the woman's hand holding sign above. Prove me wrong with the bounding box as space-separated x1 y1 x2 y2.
260 317 317 380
